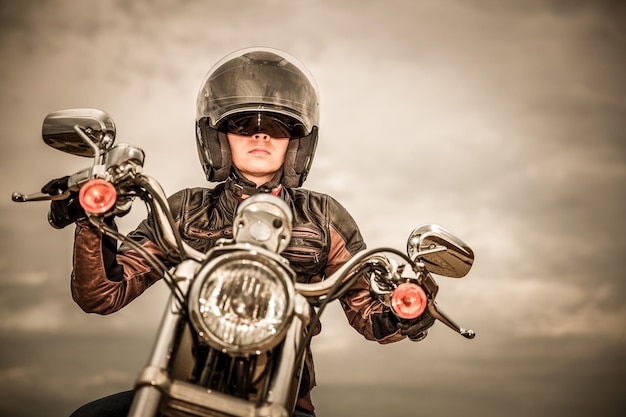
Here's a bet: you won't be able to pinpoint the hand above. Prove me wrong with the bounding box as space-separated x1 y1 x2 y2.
397 309 436 342
41 176 86 229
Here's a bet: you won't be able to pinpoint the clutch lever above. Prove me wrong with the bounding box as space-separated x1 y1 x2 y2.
12 190 71 202
13 167 93 203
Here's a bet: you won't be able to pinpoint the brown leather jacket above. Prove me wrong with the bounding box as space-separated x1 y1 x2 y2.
71 180 405 412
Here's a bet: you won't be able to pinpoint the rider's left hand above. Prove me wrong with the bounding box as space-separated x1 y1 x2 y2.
397 309 436 341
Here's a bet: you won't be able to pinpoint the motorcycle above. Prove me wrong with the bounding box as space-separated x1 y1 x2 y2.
12 108 476 417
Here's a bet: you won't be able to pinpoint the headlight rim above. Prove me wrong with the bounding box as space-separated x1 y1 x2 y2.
188 249 296 355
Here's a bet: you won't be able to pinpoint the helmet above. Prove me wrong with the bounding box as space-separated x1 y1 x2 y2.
196 47 320 187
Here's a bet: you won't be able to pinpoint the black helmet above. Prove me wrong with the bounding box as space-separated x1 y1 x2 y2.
196 47 320 187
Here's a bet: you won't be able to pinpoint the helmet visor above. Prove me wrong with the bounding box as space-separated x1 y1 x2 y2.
222 112 307 139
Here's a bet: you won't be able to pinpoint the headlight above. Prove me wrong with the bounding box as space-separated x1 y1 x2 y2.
188 252 295 355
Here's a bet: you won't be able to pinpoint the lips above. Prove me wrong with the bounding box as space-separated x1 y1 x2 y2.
249 147 270 155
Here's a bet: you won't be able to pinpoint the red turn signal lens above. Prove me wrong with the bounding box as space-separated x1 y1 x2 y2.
79 179 117 214
391 282 427 319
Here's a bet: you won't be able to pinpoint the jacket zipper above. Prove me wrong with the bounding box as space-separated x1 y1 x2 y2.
282 246 320 263
291 227 322 240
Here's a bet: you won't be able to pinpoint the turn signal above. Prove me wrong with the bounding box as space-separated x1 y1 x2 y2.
79 179 117 214
391 282 427 319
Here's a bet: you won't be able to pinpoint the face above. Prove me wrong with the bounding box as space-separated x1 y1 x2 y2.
227 132 289 186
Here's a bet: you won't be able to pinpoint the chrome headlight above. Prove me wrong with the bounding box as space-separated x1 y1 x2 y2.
188 252 295 355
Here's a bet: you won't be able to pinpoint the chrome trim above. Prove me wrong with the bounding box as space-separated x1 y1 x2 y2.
188 249 296 354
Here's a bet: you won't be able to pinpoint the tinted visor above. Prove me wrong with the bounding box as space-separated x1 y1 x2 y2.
223 112 307 138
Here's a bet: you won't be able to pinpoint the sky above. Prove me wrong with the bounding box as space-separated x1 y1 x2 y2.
1 0 625 416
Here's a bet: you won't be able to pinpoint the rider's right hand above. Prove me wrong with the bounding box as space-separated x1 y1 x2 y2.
41 176 86 229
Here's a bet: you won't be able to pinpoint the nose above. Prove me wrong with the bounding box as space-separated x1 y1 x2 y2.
252 132 270 141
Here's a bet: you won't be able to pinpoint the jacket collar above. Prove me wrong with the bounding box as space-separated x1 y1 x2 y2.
226 167 284 198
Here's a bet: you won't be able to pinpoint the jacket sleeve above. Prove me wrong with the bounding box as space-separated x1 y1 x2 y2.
324 196 405 344
70 190 187 314
70 219 165 314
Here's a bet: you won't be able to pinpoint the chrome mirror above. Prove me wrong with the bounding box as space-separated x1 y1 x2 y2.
42 108 116 157
407 224 474 278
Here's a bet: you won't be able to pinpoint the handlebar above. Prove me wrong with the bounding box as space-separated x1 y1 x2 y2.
132 175 205 263
296 247 408 300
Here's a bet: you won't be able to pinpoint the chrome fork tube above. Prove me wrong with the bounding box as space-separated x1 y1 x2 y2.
265 294 310 410
127 276 192 417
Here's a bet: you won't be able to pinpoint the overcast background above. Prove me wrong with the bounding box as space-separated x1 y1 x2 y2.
1 1 625 416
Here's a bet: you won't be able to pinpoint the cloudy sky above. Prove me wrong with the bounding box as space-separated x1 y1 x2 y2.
1 0 625 416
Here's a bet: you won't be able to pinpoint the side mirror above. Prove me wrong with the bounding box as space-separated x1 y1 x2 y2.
42 108 116 157
407 224 474 278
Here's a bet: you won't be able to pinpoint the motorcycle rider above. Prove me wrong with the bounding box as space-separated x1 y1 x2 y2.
44 47 435 417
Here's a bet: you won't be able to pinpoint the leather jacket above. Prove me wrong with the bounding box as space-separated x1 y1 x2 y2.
70 178 405 412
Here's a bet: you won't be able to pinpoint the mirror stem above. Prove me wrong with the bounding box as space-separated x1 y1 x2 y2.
74 125 102 163
410 245 447 263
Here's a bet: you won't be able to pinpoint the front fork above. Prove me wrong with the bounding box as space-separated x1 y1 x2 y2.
127 262 312 417
127 292 188 416
127 262 195 417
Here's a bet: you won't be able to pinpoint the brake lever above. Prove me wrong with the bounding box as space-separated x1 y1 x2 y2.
415 265 475 339
427 300 475 339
